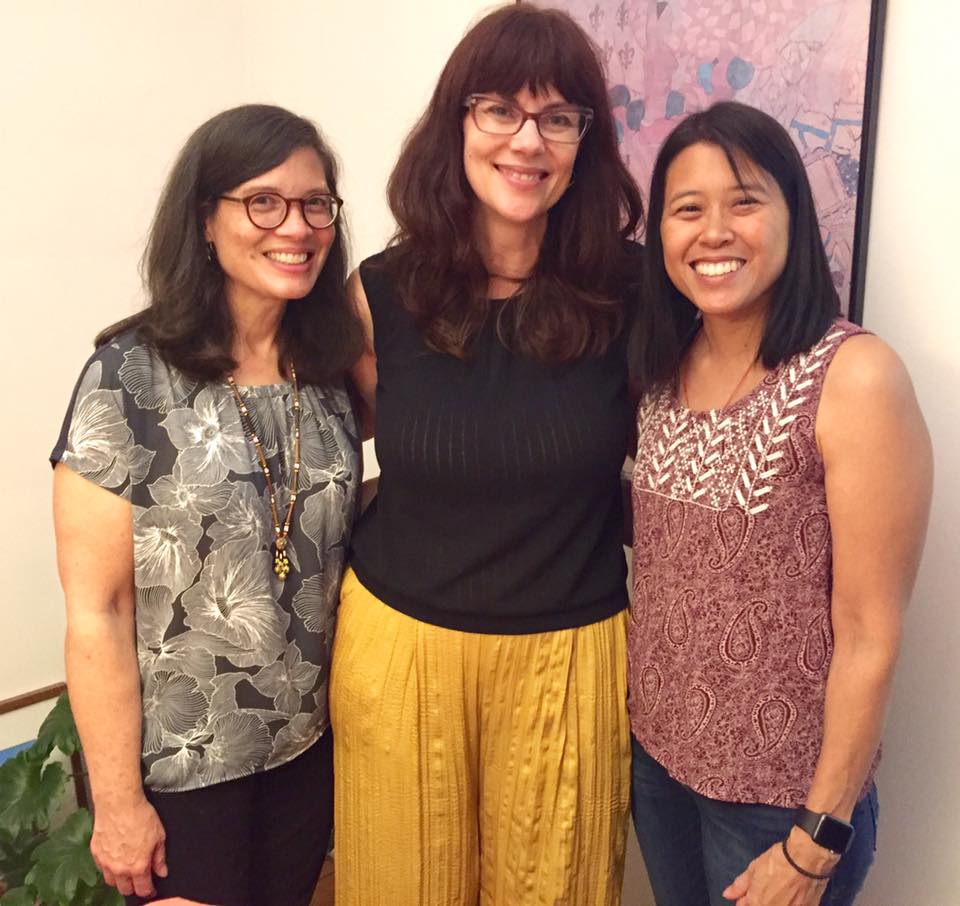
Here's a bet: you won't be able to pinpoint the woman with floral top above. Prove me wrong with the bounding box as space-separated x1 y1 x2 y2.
51 104 362 906
628 102 932 906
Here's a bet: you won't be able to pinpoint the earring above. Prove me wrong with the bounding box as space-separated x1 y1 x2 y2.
206 241 218 267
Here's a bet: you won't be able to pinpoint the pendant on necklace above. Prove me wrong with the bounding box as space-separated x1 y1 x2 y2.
274 537 291 581
227 365 302 585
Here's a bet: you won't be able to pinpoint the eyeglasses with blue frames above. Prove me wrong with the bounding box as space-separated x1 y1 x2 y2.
464 94 594 144
218 192 343 230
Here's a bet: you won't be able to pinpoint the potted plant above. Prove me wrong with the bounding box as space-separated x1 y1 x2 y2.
0 694 121 905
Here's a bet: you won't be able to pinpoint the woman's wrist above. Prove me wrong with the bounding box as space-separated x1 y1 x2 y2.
784 825 843 876
90 774 148 811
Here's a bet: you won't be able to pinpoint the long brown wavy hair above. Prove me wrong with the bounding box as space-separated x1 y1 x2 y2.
97 104 363 385
382 4 645 364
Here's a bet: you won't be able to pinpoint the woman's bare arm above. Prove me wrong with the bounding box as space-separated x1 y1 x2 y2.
54 463 167 899
348 268 377 441
725 335 933 905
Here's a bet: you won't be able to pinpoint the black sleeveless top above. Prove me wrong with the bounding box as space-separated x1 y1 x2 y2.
349 249 634 634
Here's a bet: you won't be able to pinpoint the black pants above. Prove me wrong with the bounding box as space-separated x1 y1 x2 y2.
127 731 334 906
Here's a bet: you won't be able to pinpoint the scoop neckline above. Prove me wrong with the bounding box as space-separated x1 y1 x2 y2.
670 366 779 417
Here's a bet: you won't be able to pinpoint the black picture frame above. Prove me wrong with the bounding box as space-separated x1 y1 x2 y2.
547 0 888 324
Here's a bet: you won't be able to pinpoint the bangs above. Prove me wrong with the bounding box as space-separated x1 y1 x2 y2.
657 106 798 215
463 11 601 107
720 145 767 194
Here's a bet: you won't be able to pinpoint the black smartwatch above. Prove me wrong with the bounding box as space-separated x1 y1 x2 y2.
793 807 855 855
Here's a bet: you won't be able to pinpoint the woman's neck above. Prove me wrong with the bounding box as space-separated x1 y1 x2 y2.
227 289 287 384
680 311 769 410
696 311 767 364
475 211 545 295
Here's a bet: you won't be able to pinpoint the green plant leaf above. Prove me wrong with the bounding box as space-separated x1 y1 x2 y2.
34 695 81 761
24 811 98 906
0 755 66 837
0 827 42 889
0 885 37 906
0 758 25 817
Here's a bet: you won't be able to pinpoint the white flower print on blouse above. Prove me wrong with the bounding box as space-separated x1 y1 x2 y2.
292 571 339 634
238 386 282 462
142 669 209 755
300 414 354 510
250 641 322 716
160 386 252 484
199 712 273 786
119 345 197 414
302 491 350 559
181 540 286 667
135 585 175 650
64 361 155 492
54 334 361 792
266 713 319 770
148 474 233 519
144 745 202 790
134 505 203 596
137 629 220 692
207 673 247 718
297 411 341 484
206 482 274 556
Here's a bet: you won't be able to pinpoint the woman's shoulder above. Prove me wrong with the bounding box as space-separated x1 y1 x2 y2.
92 325 145 358
76 328 202 419
821 320 903 387
358 245 401 279
356 246 401 300
355 246 414 334
819 323 918 425
68 327 142 393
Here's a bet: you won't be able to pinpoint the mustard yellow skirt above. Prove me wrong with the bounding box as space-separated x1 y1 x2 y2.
330 568 630 906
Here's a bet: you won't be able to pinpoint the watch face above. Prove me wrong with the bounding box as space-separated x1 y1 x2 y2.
815 814 855 853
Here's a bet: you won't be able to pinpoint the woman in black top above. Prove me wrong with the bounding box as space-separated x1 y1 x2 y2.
330 6 643 905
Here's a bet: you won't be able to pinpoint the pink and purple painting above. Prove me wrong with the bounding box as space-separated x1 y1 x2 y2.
556 0 885 319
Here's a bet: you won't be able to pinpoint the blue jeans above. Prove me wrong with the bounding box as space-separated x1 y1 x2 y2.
630 737 878 906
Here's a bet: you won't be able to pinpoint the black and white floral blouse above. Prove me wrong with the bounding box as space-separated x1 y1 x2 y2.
52 330 360 792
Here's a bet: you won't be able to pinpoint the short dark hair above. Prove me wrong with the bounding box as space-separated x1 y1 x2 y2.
97 104 362 385
383 3 644 364
631 100 839 388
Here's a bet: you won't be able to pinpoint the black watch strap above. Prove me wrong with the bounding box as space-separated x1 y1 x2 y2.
793 807 855 855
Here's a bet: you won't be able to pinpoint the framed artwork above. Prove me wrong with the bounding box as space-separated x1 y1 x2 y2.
553 0 887 322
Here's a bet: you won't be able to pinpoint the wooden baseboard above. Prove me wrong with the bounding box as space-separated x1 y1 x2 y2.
0 682 66 716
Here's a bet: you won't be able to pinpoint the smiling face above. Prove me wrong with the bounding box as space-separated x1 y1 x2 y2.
463 84 580 242
660 141 790 325
204 146 335 311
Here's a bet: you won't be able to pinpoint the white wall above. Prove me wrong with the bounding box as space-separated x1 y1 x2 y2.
858 2 960 902
1 1 956 903
0 0 488 727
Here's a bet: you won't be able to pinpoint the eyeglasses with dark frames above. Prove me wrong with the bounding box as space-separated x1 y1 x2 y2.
464 94 594 144
219 192 343 230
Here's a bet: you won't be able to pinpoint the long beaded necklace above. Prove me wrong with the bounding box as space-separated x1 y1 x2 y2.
226 366 301 581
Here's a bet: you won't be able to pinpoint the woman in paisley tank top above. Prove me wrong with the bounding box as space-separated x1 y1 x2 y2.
627 102 932 906
51 105 363 906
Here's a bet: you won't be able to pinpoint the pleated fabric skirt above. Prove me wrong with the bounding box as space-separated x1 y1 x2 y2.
330 568 630 906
